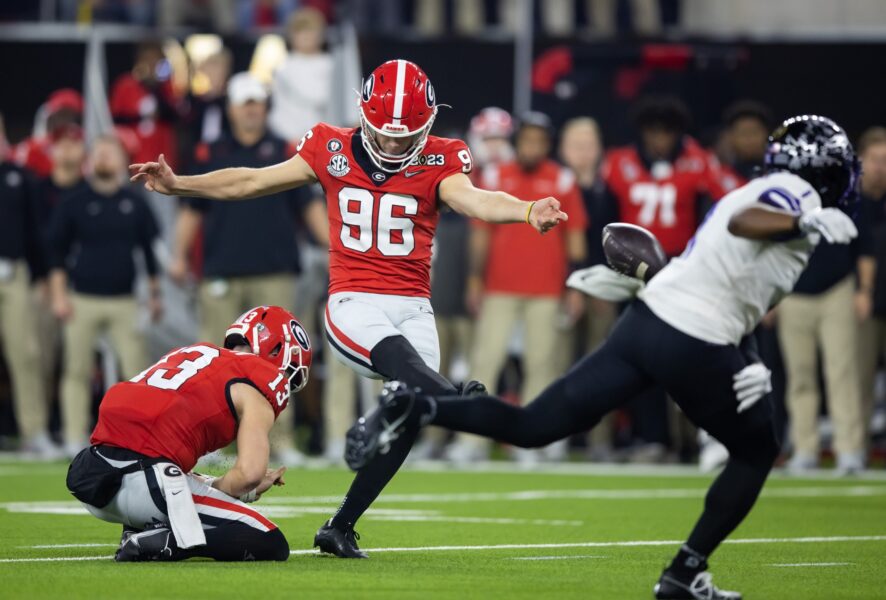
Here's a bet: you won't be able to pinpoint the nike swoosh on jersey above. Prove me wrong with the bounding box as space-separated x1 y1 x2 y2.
404 169 426 178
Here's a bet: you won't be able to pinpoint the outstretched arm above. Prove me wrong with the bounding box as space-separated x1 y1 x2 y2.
727 207 799 240
129 153 318 201
728 205 857 244
438 173 568 234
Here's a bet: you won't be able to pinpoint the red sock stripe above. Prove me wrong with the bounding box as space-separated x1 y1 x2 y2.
325 304 372 359
192 494 277 531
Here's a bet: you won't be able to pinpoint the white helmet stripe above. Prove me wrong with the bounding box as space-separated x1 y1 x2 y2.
392 59 406 125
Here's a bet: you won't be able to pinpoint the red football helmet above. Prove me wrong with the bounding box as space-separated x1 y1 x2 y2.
224 306 312 397
359 59 438 173
469 107 514 140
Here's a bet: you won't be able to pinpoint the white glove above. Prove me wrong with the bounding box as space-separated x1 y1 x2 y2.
566 264 644 302
732 363 772 413
798 207 858 244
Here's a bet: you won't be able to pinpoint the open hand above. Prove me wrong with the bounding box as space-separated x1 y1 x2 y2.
529 197 568 234
129 153 178 195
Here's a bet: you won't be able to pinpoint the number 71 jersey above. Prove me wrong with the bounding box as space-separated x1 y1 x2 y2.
297 122 473 297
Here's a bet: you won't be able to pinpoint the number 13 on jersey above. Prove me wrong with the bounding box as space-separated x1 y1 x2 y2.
339 186 418 257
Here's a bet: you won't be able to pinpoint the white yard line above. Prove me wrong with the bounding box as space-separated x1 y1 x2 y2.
770 562 853 567
365 515 583 526
4 457 886 481
24 544 117 549
4 485 886 519
509 555 606 561
262 485 886 504
5 534 885 563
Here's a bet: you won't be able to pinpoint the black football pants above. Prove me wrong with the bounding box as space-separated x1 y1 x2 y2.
431 301 781 557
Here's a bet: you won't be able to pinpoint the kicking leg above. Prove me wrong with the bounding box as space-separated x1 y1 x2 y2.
426 330 653 448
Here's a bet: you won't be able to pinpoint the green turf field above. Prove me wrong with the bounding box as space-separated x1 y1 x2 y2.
1 459 884 599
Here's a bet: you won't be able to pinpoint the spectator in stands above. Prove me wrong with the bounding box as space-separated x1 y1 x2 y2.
35 124 88 430
48 134 161 457
188 48 233 146
13 88 83 179
60 0 154 25
778 166 873 474
158 0 236 33
110 40 182 169
269 7 333 143
452 112 588 464
559 116 618 461
172 72 326 465
718 100 773 184
0 112 57 459
857 127 886 447
236 0 297 30
559 116 615 348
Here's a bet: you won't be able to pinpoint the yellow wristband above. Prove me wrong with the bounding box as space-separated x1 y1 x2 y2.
525 201 536 224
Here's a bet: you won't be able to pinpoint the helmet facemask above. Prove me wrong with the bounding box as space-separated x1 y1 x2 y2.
268 323 310 400
359 107 436 173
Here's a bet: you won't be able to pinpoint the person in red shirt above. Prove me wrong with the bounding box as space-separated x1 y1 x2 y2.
12 88 83 178
66 306 312 562
110 41 181 168
130 59 568 557
451 112 588 464
602 95 733 258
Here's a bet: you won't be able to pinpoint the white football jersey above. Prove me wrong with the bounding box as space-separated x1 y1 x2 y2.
638 171 821 346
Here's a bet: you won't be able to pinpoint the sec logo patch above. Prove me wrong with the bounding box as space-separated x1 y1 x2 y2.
327 138 343 153
327 154 351 177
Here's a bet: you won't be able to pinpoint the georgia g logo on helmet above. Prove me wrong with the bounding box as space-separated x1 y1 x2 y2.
291 320 311 351
425 81 436 107
362 75 375 103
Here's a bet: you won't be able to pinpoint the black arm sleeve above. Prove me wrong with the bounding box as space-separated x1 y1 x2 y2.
46 197 73 271
138 197 161 277
22 172 47 280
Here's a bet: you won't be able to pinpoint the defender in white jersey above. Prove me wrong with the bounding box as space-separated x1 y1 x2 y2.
347 115 862 600
639 170 824 346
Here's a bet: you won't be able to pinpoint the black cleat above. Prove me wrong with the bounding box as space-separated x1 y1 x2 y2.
115 527 177 562
654 570 742 600
345 381 417 471
119 525 141 546
313 521 368 558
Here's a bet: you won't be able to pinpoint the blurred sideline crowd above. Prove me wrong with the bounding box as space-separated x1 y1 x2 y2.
7 1 886 38
1 6 886 474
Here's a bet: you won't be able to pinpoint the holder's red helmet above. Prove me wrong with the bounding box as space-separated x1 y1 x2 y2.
224 306 312 398
359 59 438 173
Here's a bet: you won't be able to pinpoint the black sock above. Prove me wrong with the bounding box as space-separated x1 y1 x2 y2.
666 544 708 578
330 413 423 530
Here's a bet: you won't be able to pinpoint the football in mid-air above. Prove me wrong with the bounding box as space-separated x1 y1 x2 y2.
602 223 668 282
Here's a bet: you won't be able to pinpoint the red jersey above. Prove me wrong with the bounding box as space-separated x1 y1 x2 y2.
601 136 731 256
296 123 472 297
12 136 53 178
91 344 287 472
109 75 180 169
475 159 588 297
